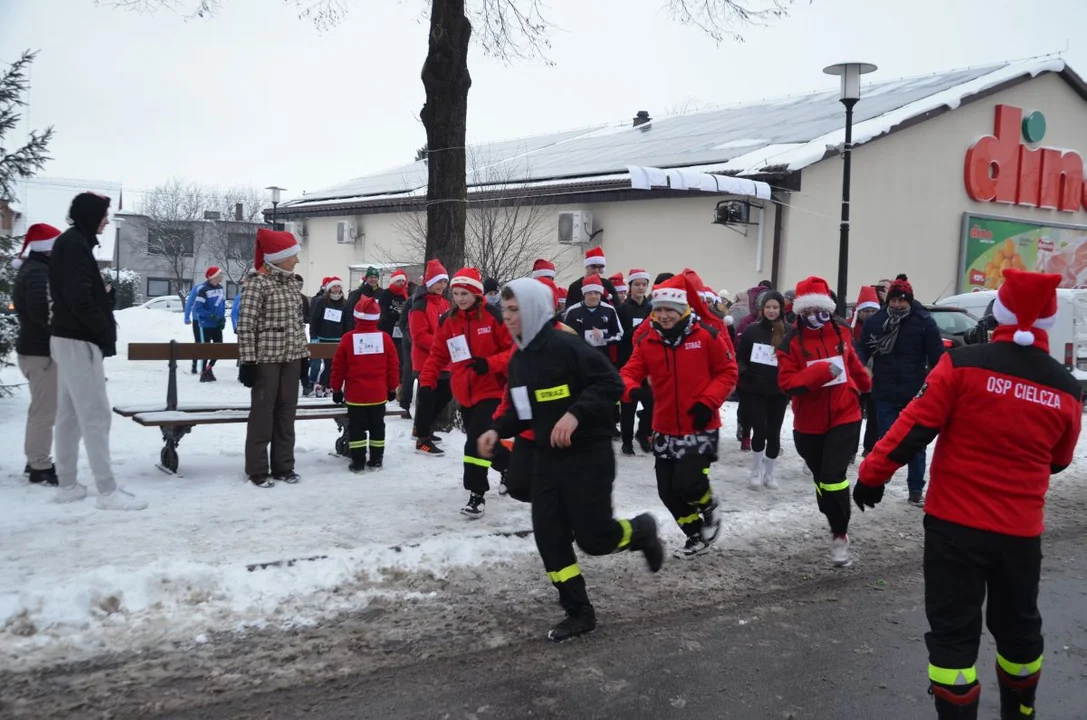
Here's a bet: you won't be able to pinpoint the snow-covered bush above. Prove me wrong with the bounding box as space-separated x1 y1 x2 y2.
102 267 141 309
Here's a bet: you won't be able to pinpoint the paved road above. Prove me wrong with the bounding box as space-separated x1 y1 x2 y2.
165 534 1087 720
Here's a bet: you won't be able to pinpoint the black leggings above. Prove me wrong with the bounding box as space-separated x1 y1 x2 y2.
793 422 860 537
739 392 789 458
414 377 452 439
460 399 509 495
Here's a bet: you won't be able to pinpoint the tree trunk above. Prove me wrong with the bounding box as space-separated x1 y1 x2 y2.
420 0 472 273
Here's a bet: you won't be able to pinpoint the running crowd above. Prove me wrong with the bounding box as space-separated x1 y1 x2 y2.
10 195 1081 718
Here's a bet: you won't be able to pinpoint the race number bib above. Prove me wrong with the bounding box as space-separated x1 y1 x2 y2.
392 326 403 339
807 356 846 387
323 308 343 323
750 342 778 367
584 329 607 347
446 334 471 363
510 386 533 420
353 332 384 356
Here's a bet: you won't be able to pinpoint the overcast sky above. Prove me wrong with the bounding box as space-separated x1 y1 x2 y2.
2 0 1085 210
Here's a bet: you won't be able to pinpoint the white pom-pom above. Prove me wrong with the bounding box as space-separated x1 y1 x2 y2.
724 315 734 327
10 258 23 270
1013 329 1035 346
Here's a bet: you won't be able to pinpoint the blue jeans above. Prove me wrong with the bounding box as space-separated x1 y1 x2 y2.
875 400 927 494
308 358 322 384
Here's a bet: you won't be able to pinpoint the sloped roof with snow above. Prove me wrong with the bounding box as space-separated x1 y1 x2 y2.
280 57 1083 214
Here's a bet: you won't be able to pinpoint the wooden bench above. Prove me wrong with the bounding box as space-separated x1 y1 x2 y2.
117 341 408 474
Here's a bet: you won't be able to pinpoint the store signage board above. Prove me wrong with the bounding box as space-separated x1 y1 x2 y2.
958 212 1087 292
964 105 1087 213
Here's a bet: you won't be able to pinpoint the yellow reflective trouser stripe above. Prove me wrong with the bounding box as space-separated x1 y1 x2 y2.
702 467 710 475
547 564 581 583
534 384 571 402
690 488 712 506
928 664 978 685
677 512 701 526
369 440 385 447
349 440 368 448
818 479 850 493
464 455 492 468
1021 706 1034 716
617 519 632 549
346 400 387 406
997 654 1043 677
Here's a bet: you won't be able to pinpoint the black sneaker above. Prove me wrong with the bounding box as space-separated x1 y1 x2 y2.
28 466 59 486
205 367 217 382
348 463 366 474
250 474 274 488
629 513 664 573
274 472 301 484
547 607 596 643
23 464 30 475
415 439 444 457
620 443 635 456
461 493 485 519
908 492 925 507
636 436 653 454
190 363 198 375
199 369 212 383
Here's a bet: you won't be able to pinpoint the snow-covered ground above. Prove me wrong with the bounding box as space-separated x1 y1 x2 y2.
1 307 1083 675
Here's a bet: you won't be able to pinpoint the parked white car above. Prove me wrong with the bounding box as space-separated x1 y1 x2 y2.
139 295 186 313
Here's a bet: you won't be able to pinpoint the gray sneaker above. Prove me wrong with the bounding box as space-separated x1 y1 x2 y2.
908 492 925 507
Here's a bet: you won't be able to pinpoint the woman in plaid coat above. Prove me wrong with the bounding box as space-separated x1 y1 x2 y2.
236 229 310 488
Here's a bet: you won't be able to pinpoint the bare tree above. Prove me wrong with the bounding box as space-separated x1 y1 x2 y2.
203 185 265 285
140 178 209 298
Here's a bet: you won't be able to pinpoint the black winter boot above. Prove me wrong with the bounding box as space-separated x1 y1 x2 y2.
930 682 980 720
997 665 1040 719
628 513 664 572
28 466 59 486
548 606 596 643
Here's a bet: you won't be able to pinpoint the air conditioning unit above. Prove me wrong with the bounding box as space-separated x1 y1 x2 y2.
285 221 306 240
336 221 359 244
557 211 593 245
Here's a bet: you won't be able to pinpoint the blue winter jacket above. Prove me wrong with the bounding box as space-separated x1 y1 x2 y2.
231 287 242 332
183 283 203 324
193 281 227 329
856 300 945 407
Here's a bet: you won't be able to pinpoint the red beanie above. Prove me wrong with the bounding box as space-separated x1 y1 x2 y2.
205 266 222 280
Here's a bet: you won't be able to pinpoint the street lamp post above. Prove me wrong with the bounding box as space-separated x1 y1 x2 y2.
823 62 877 317
265 186 286 229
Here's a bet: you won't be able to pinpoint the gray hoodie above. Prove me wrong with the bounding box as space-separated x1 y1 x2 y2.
503 278 554 350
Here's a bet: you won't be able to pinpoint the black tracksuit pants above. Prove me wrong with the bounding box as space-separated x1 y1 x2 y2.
532 441 631 613
460 398 509 495
923 515 1043 708
414 377 452 439
190 322 201 372
347 403 387 466
504 435 533 503
654 454 713 537
739 391 788 458
793 421 859 536
620 381 653 446
196 326 223 372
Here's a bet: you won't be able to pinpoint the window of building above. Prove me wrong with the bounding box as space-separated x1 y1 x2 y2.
147 277 171 297
147 228 195 257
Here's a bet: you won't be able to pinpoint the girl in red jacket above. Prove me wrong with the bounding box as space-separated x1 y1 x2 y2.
776 276 871 567
410 259 452 454
329 297 401 472
420 267 514 518
620 275 739 559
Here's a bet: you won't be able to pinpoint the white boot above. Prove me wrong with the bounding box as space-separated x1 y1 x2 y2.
748 451 765 489
762 456 779 489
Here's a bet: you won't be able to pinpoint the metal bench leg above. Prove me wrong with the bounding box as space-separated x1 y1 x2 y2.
157 425 193 475
333 417 350 458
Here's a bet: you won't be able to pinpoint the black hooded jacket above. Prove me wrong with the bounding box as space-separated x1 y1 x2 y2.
13 252 52 357
48 193 117 357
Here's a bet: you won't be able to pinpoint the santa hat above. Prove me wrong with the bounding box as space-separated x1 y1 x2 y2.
584 246 606 268
536 277 561 311
325 276 344 291
11 223 61 269
609 273 627 293
792 276 837 315
353 296 381 322
254 228 299 269
992 269 1060 346
627 268 651 283
424 259 448 288
450 267 484 296
319 276 331 290
582 273 605 296
389 269 408 286
651 275 690 313
205 266 222 280
854 285 881 314
531 258 556 279
556 287 568 302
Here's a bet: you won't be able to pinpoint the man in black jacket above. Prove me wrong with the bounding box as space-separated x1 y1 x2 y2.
13 223 62 485
478 278 663 643
564 246 619 309
49 192 146 510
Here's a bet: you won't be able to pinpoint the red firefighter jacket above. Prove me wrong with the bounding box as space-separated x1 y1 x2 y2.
329 319 400 405
859 328 1081 537
420 300 513 406
409 291 451 372
777 320 871 435
620 318 738 436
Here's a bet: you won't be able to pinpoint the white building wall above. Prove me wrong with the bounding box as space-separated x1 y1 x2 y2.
781 73 1087 303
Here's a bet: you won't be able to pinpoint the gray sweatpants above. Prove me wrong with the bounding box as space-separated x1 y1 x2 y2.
51 337 117 494
17 354 58 470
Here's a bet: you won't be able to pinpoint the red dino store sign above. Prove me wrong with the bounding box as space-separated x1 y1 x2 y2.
964 104 1087 213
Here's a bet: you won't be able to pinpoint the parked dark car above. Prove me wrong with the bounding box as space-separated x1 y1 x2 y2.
925 304 978 349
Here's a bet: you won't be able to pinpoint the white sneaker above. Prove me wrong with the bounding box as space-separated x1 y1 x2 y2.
748 451 765 489
96 487 149 511
762 456 779 489
830 534 852 567
673 535 710 559
56 483 88 504
700 497 721 545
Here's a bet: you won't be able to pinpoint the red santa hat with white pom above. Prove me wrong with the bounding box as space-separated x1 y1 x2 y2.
353 296 381 322
991 269 1060 346
531 258 556 279
11 223 62 269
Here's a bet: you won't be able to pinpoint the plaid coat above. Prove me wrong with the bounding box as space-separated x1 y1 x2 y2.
237 264 310 364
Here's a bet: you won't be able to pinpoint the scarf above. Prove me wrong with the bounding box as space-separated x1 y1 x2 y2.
870 307 911 356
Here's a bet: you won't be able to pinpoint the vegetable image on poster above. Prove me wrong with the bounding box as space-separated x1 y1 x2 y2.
959 214 1087 291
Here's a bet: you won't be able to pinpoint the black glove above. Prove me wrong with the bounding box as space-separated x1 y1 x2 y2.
238 363 257 388
387 390 397 402
470 357 489 376
852 481 885 512
687 402 714 430
332 391 344 405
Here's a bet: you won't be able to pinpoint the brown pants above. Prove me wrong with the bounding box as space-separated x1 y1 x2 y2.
17 354 58 470
245 360 302 477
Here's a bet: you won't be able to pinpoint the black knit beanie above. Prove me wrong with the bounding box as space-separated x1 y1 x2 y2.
653 272 675 285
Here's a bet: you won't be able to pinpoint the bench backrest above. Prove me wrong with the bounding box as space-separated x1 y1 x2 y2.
128 342 340 361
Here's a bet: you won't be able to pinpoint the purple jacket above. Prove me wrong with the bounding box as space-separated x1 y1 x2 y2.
736 285 765 334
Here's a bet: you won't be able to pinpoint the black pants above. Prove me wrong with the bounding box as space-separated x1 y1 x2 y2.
620 381 653 446
654 454 713 537
862 394 879 454
793 422 859 536
739 392 788 458
532 442 629 613
414 377 452 439
504 435 533 503
460 399 509 494
924 515 1043 699
399 336 414 411
737 402 749 439
197 327 223 371
347 403 387 465
190 322 201 372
